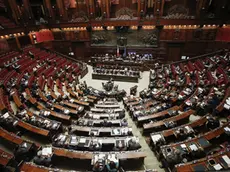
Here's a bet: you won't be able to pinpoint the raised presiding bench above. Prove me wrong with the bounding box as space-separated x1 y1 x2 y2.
92 73 139 83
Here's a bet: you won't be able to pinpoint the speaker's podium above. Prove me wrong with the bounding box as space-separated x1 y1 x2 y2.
117 37 127 57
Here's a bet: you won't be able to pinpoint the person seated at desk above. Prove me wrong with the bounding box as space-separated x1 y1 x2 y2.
128 137 141 150
106 161 119 172
206 116 220 130
175 128 188 140
160 148 183 168
46 101 53 109
118 110 125 119
121 118 128 127
33 150 52 167
0 112 16 128
89 140 102 151
92 159 105 172
46 92 52 100
114 140 127 151
130 85 138 96
100 119 112 127
14 142 31 162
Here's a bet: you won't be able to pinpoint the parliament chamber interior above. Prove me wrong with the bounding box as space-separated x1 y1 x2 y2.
0 0 230 172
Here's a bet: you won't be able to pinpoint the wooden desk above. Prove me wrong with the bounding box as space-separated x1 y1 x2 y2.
137 106 180 125
72 126 132 137
12 89 23 108
90 108 124 114
25 88 37 105
20 162 57 172
0 88 6 111
86 112 121 119
62 101 84 112
48 89 58 99
123 96 141 104
161 115 208 139
37 102 71 121
80 118 122 127
0 148 14 167
53 147 146 161
161 122 230 157
73 99 90 107
17 120 50 137
216 87 230 112
92 73 139 83
38 89 48 102
143 109 194 133
53 147 92 160
95 104 120 109
87 95 97 101
0 127 23 145
175 150 230 172
126 101 141 108
53 104 78 115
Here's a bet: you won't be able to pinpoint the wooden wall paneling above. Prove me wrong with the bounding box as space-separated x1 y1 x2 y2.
7 38 18 51
6 0 20 24
72 41 87 60
110 0 138 18
18 35 31 47
167 42 184 62
22 0 34 24
56 0 68 21
53 32 63 40
105 0 110 18
43 0 54 21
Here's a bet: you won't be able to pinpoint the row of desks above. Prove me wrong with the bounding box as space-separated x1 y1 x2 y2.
143 109 194 133
53 147 146 161
137 106 180 125
175 150 230 172
72 125 132 137
150 115 209 149
0 127 146 165
160 122 230 160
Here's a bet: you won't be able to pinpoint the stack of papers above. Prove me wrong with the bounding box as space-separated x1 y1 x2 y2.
70 136 77 144
224 127 230 132
3 113 9 118
224 97 230 110
189 144 198 151
213 164 223 170
113 129 120 135
222 155 230 165
151 134 162 143
42 147 52 156
79 138 86 143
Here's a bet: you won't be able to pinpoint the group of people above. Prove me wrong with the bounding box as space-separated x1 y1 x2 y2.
91 53 154 62
93 65 140 78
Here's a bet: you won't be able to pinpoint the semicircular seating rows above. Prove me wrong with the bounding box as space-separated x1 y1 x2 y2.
123 50 230 172
0 46 148 172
